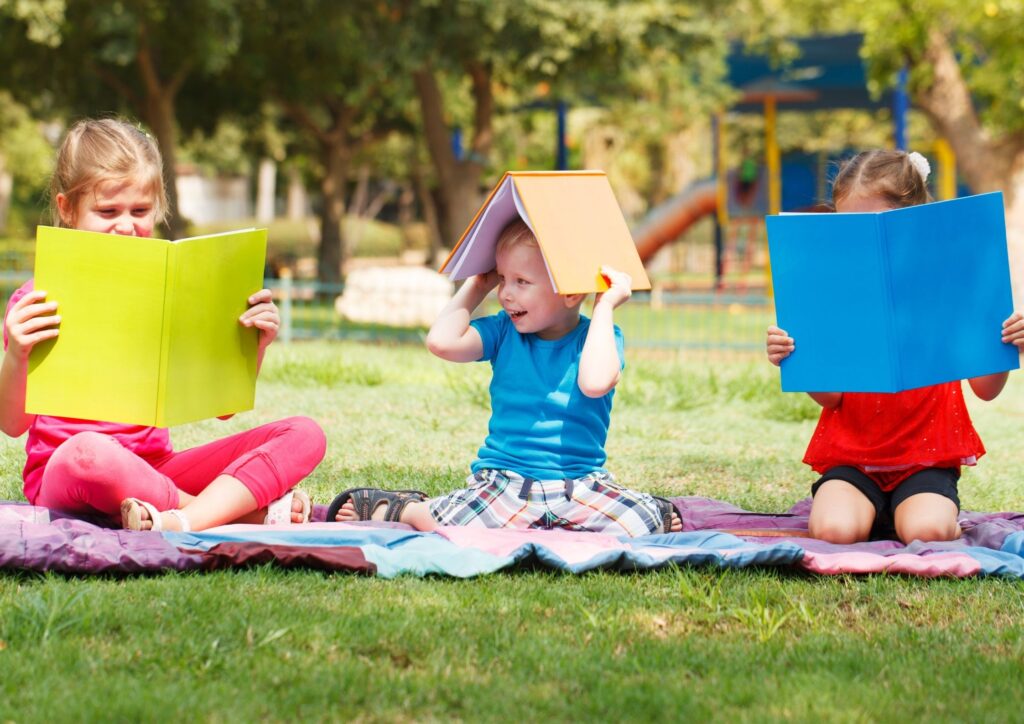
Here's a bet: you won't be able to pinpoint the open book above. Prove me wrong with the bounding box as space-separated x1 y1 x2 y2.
766 192 1019 393
441 171 651 294
27 226 267 427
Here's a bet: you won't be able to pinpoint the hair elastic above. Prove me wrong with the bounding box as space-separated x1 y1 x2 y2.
907 151 931 182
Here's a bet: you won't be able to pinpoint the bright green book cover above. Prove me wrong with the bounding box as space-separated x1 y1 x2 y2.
27 226 267 427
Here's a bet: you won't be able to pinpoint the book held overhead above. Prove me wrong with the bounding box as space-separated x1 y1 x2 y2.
27 226 267 427
441 171 651 294
766 192 1019 393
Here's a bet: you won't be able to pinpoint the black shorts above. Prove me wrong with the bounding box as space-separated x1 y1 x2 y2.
811 466 960 541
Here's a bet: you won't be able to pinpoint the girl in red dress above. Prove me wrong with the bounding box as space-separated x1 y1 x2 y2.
766 149 1024 544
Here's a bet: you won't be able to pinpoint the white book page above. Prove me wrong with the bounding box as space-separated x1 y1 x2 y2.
449 177 519 280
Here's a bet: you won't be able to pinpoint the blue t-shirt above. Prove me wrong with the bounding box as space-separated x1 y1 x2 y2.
469 311 625 480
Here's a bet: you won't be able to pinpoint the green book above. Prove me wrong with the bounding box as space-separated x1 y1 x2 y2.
27 226 268 427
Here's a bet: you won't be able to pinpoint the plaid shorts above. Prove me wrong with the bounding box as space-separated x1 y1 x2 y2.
428 469 669 538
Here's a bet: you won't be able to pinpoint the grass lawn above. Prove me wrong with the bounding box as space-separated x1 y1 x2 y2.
2 341 1023 721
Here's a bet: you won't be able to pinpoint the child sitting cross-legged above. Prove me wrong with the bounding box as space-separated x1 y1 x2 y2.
327 220 681 536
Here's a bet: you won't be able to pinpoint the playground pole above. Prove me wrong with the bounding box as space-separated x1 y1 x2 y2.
555 100 569 170
933 138 957 200
764 96 780 297
713 114 727 289
893 67 909 151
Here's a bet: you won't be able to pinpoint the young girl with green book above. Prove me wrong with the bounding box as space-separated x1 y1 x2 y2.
0 118 325 531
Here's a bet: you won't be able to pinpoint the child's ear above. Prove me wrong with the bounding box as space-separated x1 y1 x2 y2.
562 293 586 309
55 193 75 227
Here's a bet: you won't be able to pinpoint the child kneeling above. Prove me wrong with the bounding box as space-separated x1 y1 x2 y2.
328 220 680 537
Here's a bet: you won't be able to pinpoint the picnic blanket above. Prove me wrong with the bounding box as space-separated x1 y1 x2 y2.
4 497 1024 579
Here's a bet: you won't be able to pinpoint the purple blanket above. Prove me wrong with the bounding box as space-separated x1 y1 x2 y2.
3 497 1024 578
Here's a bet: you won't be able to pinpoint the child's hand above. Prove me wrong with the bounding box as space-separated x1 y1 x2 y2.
470 270 500 294
4 290 60 361
240 289 280 349
1002 312 1024 347
766 325 794 365
594 266 632 311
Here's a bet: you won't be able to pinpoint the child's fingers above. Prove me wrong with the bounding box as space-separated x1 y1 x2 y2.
242 311 281 330
240 302 279 321
12 290 49 310
13 301 59 323
599 265 631 288
253 319 279 334
15 314 61 335
1002 315 1024 341
17 328 59 348
247 289 273 305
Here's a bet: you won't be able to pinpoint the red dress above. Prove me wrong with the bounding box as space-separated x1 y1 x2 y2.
802 382 984 491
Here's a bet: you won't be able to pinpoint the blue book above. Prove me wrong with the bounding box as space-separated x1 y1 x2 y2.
766 192 1019 393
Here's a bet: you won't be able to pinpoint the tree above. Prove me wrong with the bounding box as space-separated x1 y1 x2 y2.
230 1 411 283
856 1 1024 234
395 0 727 246
738 0 1024 238
0 0 246 238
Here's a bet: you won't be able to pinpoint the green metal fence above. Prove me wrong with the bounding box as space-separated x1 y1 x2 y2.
0 272 772 354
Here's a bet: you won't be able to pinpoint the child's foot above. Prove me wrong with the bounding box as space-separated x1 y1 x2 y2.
263 489 312 525
121 498 190 532
655 496 683 534
335 498 386 522
327 487 427 523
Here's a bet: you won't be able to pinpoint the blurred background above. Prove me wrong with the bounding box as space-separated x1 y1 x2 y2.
1 0 1021 352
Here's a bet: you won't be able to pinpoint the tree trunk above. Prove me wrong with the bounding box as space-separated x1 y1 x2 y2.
143 91 185 238
411 160 444 268
317 139 349 284
0 154 10 235
255 158 277 223
134 32 189 240
413 64 490 246
286 167 308 220
911 28 1024 305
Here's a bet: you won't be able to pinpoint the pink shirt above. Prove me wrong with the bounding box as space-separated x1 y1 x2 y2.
4 281 173 503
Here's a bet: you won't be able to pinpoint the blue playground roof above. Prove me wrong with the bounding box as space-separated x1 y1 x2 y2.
728 33 893 113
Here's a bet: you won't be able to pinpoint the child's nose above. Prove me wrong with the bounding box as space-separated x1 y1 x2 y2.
113 217 134 235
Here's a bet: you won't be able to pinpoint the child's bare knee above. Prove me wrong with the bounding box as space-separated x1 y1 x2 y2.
809 516 868 544
896 518 959 544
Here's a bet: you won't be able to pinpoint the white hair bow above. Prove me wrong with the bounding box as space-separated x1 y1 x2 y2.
907 151 931 182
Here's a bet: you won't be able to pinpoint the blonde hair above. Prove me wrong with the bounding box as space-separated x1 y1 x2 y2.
832 149 932 210
495 220 538 256
50 118 167 227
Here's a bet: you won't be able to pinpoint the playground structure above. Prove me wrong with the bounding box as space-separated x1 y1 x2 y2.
626 33 962 295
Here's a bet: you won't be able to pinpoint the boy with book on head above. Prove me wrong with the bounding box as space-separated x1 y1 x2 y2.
766 149 1023 545
0 117 326 531
328 219 681 535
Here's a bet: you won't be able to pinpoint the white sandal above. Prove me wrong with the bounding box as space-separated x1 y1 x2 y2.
264 489 312 525
120 498 191 532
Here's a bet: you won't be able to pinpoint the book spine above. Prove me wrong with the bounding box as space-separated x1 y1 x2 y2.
876 214 900 392
154 243 176 427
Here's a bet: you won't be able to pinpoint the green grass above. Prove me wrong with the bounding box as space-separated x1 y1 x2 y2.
2 342 1023 721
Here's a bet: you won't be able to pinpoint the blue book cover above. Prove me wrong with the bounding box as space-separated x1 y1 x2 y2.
766 192 1019 393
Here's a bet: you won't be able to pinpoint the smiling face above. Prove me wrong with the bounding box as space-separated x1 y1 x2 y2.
495 242 581 340
57 177 158 237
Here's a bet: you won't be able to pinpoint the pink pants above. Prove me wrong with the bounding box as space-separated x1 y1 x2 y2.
34 416 326 518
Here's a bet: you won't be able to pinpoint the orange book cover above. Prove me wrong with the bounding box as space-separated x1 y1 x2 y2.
440 171 651 294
